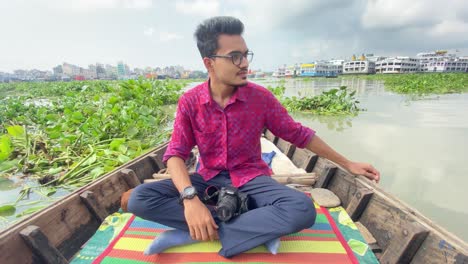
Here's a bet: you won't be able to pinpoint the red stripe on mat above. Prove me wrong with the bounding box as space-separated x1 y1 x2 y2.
121 234 338 241
93 215 136 264
107 249 353 264
127 227 167 233
322 207 359 264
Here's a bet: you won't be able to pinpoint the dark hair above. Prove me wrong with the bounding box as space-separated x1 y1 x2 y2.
194 16 244 58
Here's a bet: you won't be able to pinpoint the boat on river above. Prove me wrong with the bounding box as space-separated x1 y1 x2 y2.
0 130 467 263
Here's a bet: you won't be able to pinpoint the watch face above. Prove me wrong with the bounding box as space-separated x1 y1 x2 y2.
183 186 196 197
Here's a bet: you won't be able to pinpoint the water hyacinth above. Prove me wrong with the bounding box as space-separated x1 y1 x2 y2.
268 85 363 115
0 78 189 221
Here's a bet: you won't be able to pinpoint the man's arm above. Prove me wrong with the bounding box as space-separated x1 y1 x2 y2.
305 135 380 182
163 96 218 242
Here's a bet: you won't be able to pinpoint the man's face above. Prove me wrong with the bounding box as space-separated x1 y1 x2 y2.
210 34 250 87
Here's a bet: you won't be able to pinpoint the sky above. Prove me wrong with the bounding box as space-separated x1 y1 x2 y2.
1 0 468 72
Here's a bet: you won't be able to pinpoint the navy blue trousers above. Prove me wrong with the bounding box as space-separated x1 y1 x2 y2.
127 171 316 258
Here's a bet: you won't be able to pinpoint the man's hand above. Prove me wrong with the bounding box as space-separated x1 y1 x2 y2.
184 197 219 241
346 161 381 183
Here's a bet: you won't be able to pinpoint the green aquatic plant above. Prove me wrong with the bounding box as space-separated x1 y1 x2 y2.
268 85 363 115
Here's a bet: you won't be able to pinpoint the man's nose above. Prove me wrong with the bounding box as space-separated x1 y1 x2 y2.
239 55 249 68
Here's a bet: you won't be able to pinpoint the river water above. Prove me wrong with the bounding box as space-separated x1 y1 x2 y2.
256 77 468 242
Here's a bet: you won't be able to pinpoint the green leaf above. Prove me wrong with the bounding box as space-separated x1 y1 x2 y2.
0 205 16 216
0 135 13 161
6 125 24 137
89 167 104 179
0 160 18 172
82 154 97 166
109 138 125 151
16 205 46 218
48 167 63 175
117 154 131 164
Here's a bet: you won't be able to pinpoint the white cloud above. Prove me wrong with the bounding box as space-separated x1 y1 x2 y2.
429 20 468 38
53 0 153 10
159 32 184 42
175 0 220 16
143 27 155 36
361 0 439 29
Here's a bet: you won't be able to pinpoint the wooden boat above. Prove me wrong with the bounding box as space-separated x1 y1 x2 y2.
1 130 467 264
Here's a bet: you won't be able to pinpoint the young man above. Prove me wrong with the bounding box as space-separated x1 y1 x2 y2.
128 16 380 258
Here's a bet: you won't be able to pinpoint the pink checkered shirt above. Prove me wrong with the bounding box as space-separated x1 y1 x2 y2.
163 80 315 187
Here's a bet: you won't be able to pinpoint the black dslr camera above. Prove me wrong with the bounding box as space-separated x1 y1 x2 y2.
203 186 249 222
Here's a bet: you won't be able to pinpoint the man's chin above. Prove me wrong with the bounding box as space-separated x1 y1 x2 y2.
235 77 248 86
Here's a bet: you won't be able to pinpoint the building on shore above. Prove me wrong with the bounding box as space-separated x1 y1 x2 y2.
299 61 339 77
272 65 286 78
342 54 376 74
375 57 419 74
418 51 468 73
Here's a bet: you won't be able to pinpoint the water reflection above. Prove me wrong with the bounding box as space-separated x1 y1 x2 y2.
293 112 355 132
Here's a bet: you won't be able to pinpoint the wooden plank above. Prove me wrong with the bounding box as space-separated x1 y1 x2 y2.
324 167 357 207
380 221 429 264
314 165 337 189
348 176 468 264
276 138 296 158
346 188 374 221
80 191 107 222
149 153 166 171
291 148 318 172
120 168 141 188
20 225 69 264
355 221 377 245
264 129 278 144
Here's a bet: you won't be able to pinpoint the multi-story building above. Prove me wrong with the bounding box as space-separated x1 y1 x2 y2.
117 61 127 78
272 65 286 77
328 60 344 75
105 64 118 79
342 60 376 74
62 63 81 77
417 50 468 73
375 57 419 74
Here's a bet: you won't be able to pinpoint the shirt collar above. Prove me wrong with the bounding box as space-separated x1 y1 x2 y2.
199 79 248 105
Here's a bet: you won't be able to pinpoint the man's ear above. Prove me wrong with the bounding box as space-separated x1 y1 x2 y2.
203 57 213 72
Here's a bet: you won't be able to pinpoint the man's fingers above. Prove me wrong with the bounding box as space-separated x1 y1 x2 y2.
194 226 202 241
211 217 219 229
364 171 379 182
189 226 195 240
207 225 217 241
200 226 209 241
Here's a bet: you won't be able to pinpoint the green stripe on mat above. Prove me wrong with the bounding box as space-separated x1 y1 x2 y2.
315 214 328 223
101 257 150 264
285 233 336 238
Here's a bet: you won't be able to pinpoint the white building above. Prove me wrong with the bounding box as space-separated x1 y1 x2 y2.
342 60 376 74
272 65 286 77
375 57 419 74
328 60 344 75
417 51 468 73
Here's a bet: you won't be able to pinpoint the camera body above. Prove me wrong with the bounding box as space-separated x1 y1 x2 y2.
216 186 249 222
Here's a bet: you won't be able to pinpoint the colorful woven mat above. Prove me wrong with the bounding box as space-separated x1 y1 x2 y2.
73 202 363 264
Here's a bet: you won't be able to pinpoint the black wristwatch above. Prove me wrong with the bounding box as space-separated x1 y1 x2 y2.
179 186 197 204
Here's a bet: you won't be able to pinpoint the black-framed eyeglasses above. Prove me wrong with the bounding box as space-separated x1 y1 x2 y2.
209 51 254 66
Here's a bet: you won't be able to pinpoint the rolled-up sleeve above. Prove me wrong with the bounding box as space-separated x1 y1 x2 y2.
162 95 196 163
264 91 315 148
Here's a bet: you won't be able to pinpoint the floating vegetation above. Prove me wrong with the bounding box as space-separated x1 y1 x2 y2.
342 73 468 95
268 85 363 115
0 78 189 221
